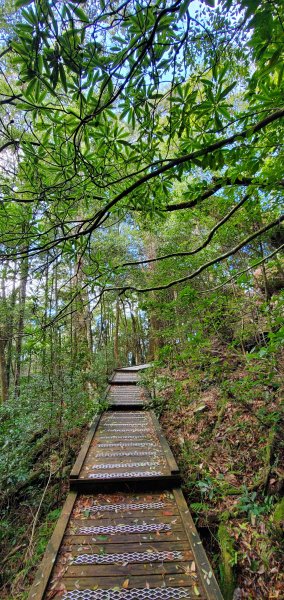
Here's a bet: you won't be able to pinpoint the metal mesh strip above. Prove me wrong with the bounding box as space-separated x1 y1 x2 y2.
62 588 191 599
87 501 165 512
101 428 149 433
88 471 163 479
96 451 158 457
106 421 148 424
91 462 158 470
104 422 148 425
72 550 183 564
106 417 147 421
96 436 153 440
96 442 155 448
77 522 171 534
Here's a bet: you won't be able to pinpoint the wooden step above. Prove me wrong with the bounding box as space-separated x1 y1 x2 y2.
107 383 148 408
70 411 180 491
28 490 223 600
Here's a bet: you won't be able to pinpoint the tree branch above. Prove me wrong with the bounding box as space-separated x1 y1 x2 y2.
104 215 284 294
201 244 284 293
117 193 251 267
165 177 284 212
83 108 284 232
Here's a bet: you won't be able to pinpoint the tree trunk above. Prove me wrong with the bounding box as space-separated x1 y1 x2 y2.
14 250 29 398
6 267 17 390
0 334 8 402
73 255 93 396
114 298 120 365
145 237 163 360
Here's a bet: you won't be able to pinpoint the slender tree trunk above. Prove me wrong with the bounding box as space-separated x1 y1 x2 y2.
14 250 29 398
146 239 162 360
73 255 93 396
0 264 9 401
41 263 49 372
114 298 120 365
0 334 8 402
6 266 17 389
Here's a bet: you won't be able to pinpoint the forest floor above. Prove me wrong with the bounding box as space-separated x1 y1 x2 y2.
153 350 284 599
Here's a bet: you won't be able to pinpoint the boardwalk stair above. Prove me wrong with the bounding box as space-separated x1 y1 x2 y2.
28 365 223 600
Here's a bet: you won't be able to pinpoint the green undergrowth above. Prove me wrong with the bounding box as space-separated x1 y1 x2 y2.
2 508 61 600
0 371 105 598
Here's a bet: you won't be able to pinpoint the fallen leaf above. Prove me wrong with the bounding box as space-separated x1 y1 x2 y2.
122 579 129 589
258 564 265 574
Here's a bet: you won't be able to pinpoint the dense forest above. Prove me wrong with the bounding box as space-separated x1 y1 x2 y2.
0 0 283 597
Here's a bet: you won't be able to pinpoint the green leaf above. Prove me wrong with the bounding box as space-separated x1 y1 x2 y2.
25 78 37 97
219 81 237 100
15 0 32 8
72 6 89 21
41 78 57 97
59 63 67 92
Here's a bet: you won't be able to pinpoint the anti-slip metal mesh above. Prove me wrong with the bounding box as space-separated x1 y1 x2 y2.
62 588 192 599
91 462 158 470
72 550 183 564
96 451 158 457
106 417 147 421
96 442 155 448
104 423 148 427
77 522 171 534
87 501 165 512
101 428 149 433
88 471 163 479
97 436 153 440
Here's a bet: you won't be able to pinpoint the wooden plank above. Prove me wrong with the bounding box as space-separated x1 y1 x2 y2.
72 507 178 518
115 364 151 371
61 573 205 590
61 541 191 554
150 411 180 475
65 559 195 577
174 488 224 600
27 492 77 600
69 514 185 526
69 473 182 492
63 530 188 544
108 380 138 385
69 415 101 479
108 404 147 411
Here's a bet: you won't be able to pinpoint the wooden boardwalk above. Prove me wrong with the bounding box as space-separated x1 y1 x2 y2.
28 365 223 600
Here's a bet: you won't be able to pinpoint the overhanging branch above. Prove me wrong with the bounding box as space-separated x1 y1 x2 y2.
117 193 251 268
165 177 284 212
83 108 284 232
201 244 284 293
104 215 284 294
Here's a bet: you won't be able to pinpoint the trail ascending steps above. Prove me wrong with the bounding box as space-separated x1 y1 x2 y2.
28 365 223 600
